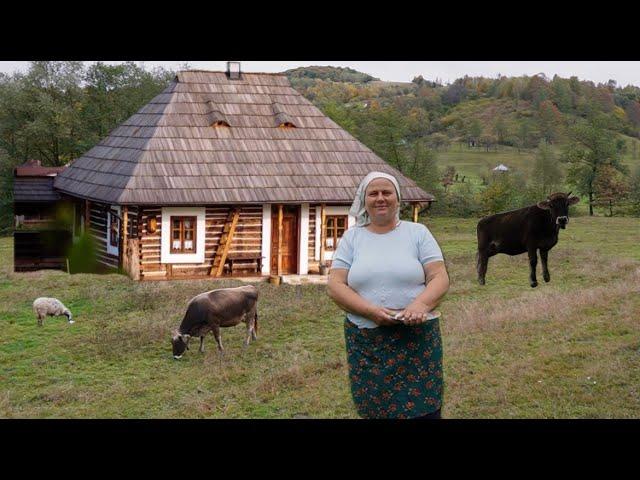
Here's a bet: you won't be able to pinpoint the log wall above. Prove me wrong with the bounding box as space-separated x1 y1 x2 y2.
89 202 118 269
139 205 262 280
89 202 138 270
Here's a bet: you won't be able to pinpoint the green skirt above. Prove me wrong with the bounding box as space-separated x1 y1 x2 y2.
344 317 443 419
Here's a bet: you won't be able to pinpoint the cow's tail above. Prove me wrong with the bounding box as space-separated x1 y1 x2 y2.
253 310 258 335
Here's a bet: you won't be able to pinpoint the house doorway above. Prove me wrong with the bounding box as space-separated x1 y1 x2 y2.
270 205 299 275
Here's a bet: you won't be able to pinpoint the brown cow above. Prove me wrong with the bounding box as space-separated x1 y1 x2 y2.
477 192 580 287
171 285 259 359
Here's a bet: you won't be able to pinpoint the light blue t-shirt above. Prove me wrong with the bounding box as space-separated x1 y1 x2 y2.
331 220 444 329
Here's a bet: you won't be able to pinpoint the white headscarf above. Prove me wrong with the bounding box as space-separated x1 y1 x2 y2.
349 171 402 227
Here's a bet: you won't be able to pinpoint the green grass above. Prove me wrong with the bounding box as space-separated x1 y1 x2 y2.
1 215 639 418
437 145 536 183
437 137 640 188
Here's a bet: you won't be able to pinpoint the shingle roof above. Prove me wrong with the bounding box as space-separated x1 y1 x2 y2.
15 160 66 177
14 177 61 202
54 70 435 205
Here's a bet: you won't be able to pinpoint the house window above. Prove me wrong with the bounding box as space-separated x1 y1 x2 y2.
170 216 197 253
325 215 348 250
109 211 119 247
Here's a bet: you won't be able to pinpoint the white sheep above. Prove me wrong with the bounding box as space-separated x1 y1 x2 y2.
33 297 74 326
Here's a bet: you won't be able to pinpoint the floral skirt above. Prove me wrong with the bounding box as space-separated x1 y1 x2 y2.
344 317 443 419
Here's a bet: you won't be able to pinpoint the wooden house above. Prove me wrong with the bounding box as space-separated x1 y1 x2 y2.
51 64 436 281
13 160 71 271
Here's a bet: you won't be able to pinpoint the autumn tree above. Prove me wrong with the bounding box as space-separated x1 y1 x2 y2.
515 119 533 152
322 101 358 136
427 132 450 150
551 76 573 113
478 172 525 215
625 101 640 128
531 140 563 197
479 133 498 152
562 118 627 215
409 139 440 194
466 119 482 147
538 100 562 144
492 117 508 144
592 164 630 216
525 75 550 108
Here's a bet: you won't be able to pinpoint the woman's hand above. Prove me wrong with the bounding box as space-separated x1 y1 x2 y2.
366 305 403 327
397 300 430 326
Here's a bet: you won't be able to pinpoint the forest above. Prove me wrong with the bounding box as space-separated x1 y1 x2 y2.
2 62 640 233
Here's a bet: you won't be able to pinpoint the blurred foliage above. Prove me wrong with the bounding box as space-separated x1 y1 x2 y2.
66 232 99 274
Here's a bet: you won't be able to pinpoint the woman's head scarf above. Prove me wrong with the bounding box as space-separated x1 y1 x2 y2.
349 171 402 227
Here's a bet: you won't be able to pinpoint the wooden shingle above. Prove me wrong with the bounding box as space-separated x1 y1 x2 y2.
54 70 436 205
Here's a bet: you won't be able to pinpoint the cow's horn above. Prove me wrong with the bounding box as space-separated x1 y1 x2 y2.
567 191 572 197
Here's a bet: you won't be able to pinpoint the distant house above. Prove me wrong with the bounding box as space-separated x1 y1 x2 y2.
493 164 510 172
13 160 71 271
23 63 436 280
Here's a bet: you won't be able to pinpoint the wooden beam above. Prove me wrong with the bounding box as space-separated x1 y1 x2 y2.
319 203 326 266
117 207 124 270
212 207 240 277
214 208 241 277
277 204 283 275
412 203 419 223
122 206 128 247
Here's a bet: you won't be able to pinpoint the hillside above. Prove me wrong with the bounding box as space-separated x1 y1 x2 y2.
284 67 640 216
285 66 379 84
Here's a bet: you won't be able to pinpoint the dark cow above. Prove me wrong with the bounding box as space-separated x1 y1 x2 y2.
477 192 580 288
171 285 259 359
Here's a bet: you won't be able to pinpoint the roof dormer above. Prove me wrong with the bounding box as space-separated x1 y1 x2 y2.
206 100 230 128
272 102 297 129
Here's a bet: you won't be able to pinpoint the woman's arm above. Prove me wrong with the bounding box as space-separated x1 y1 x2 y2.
400 260 450 325
327 268 399 326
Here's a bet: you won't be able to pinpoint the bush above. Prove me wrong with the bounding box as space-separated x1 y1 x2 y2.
430 182 483 217
478 171 531 216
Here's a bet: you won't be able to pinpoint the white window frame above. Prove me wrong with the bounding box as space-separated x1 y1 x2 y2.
315 206 355 262
261 204 271 275
161 207 205 264
106 206 121 256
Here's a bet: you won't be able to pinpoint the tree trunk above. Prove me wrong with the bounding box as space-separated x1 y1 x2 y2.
589 191 594 216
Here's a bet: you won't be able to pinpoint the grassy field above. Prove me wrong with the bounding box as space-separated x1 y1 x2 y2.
437 139 640 187
1 215 639 418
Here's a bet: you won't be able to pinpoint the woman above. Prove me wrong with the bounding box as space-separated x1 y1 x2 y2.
327 171 450 419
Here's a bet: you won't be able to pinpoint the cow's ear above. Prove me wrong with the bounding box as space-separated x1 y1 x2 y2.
568 196 580 206
537 200 551 210
180 334 191 344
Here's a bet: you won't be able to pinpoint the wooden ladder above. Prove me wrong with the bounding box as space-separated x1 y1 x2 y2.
211 207 241 277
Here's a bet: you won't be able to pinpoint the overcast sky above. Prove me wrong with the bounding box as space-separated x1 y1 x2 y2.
2 61 640 87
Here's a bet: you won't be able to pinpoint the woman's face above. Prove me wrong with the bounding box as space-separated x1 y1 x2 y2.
365 178 399 225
